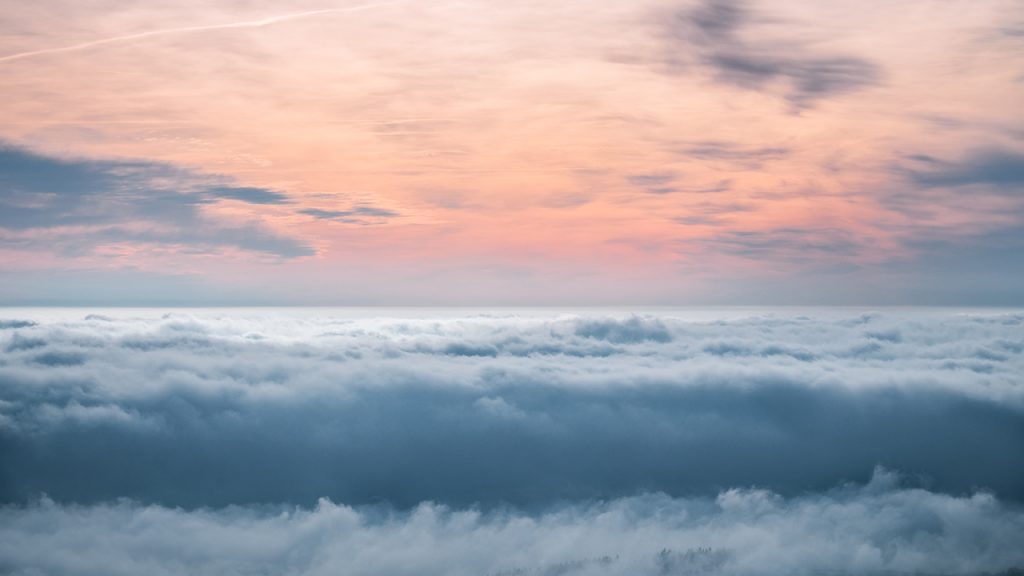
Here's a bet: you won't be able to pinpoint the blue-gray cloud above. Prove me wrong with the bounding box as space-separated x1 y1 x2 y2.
908 148 1024 190
300 206 399 224
0 143 313 258
1 310 1022 512
666 0 881 107
205 186 291 205
0 320 35 330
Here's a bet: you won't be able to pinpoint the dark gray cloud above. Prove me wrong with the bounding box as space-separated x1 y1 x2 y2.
908 148 1024 190
0 143 313 258
300 206 399 224
0 310 1022 512
666 0 881 107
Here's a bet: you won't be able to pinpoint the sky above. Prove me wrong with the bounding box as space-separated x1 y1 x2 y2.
0 0 1022 305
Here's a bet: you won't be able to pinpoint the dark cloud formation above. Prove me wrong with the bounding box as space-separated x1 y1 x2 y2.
1 310 1022 512
666 0 881 107
908 148 1024 190
0 143 313 258
0 469 1022 576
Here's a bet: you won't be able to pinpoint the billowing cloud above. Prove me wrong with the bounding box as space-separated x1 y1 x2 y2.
1 310 1022 510
0 469 1022 575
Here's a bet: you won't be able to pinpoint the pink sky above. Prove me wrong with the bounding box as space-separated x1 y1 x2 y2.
1 0 1022 304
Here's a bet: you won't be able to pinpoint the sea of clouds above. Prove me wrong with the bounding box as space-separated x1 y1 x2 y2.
1 308 1022 575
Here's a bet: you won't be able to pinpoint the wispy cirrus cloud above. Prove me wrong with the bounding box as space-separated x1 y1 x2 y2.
300 206 399 224
679 140 790 167
0 2 405 64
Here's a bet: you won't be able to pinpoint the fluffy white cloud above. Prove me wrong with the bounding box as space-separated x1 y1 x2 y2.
0 468 1022 576
0 308 1022 509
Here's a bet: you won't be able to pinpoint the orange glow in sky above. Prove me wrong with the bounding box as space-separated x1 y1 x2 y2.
1 0 1022 304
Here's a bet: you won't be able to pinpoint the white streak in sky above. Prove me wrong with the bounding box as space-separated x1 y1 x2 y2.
0 2 402 64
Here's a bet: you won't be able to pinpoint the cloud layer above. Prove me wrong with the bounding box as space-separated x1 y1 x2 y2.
1 469 1023 576
1 309 1022 510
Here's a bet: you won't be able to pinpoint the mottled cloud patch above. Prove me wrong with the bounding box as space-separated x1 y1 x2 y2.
665 0 881 107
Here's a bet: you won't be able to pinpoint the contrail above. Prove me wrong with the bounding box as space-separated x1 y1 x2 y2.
0 1 401 64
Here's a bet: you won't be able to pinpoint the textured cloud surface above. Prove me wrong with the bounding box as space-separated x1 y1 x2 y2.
2 309 1023 505
2 471 1024 576
1 308 1023 573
